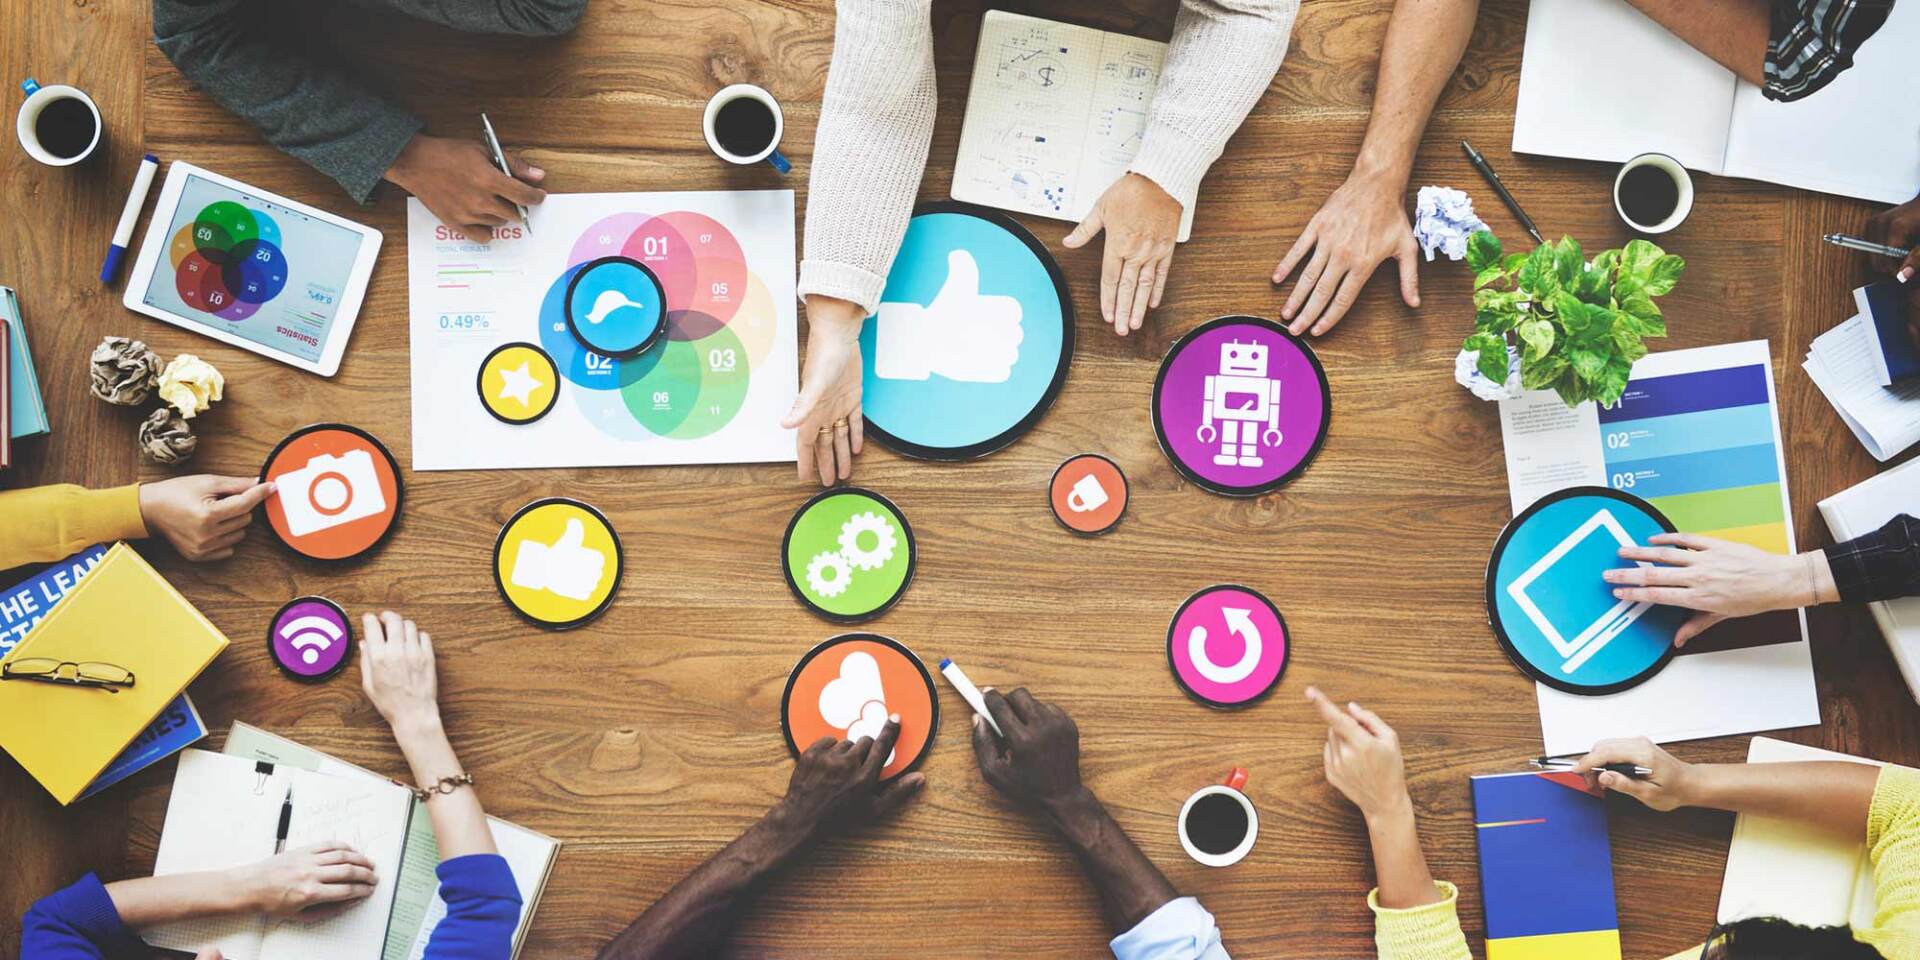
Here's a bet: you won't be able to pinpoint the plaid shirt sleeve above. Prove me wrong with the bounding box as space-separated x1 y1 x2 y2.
1764 0 1897 102
1825 513 1920 604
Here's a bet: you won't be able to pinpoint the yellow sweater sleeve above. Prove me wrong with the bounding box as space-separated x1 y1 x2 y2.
1370 882 1473 960
0 484 148 568
1860 765 1920 957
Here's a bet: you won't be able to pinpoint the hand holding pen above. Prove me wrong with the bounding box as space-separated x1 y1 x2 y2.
1569 737 1695 811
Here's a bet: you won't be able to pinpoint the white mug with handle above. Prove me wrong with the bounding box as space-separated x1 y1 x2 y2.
703 83 790 174
16 78 101 166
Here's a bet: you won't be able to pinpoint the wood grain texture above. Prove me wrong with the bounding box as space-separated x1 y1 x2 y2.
2 0 1914 957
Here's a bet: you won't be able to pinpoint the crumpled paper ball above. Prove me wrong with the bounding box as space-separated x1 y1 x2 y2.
1455 344 1522 402
88 337 162 406
1414 186 1488 262
157 354 224 419
138 407 198 464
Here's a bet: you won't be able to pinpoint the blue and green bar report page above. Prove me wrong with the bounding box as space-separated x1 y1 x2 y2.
1497 340 1819 755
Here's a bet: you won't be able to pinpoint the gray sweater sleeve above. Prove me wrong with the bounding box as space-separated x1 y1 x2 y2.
152 0 425 203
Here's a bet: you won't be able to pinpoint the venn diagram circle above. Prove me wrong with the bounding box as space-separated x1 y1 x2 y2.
169 200 289 322
535 211 777 441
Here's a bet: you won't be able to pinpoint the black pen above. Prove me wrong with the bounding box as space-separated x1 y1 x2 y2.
1530 757 1653 779
1462 140 1544 246
273 785 293 854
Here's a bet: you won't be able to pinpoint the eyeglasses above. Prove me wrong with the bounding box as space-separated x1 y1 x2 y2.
0 658 136 693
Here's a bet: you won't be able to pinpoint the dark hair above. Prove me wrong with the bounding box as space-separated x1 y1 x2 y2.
1707 918 1883 959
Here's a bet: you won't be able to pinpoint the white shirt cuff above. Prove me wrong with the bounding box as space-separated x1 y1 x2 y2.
1109 896 1230 960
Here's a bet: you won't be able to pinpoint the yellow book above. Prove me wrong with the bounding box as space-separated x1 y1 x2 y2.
0 543 227 804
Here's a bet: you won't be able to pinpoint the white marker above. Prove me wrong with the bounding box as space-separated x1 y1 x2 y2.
939 657 1002 737
101 153 159 284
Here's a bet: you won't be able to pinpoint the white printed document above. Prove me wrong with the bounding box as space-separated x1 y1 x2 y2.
407 191 798 470
952 10 1196 240
1496 341 1818 755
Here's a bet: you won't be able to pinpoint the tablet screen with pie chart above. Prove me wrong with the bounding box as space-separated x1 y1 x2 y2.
858 202 1072 460
781 633 938 782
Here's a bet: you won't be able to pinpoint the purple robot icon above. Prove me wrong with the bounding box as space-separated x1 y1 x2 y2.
1197 340 1283 467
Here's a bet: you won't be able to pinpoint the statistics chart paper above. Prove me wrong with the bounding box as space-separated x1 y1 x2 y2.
1497 340 1818 754
406 191 797 471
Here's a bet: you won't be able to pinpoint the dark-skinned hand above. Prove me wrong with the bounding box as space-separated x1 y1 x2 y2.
777 717 925 834
971 687 1085 808
384 133 546 244
1864 190 1920 351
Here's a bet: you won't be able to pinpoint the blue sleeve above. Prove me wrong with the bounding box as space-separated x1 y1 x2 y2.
1109 896 1231 960
18 873 146 960
423 854 524 960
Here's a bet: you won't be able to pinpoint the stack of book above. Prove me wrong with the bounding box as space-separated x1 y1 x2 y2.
2 284 52 466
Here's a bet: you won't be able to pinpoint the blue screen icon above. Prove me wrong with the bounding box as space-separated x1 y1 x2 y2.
565 256 666 358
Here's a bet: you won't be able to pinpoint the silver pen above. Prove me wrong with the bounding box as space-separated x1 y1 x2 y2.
1824 232 1910 258
480 112 532 235
1530 757 1653 779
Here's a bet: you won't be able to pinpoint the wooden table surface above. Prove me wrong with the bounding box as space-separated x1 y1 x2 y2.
3 1 1913 956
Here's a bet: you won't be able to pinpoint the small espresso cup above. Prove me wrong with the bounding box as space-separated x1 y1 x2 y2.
17 78 102 167
1612 152 1693 235
703 83 790 174
1177 767 1258 867
1067 474 1109 513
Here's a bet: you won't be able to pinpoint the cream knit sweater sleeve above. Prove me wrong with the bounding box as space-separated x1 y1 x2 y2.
798 0 1299 315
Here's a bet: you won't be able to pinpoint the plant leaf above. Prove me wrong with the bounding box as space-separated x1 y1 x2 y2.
1517 317 1555 362
1642 254 1686 296
1550 291 1588 334
1520 244 1558 296
1622 238 1663 275
1465 332 1510 381
1569 344 1608 382
1476 305 1521 334
1466 230 1502 274
1575 265 1610 302
1474 265 1507 290
1521 354 1568 391
1555 236 1584 285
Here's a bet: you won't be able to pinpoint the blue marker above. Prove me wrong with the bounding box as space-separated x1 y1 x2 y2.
938 657 1003 737
101 153 158 284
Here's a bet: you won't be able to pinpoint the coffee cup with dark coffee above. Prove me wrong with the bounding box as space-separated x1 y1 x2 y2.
703 84 790 174
1613 152 1693 235
16 78 102 167
1177 767 1258 867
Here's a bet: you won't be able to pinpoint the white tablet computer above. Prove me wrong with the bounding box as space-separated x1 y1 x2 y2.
122 162 381 377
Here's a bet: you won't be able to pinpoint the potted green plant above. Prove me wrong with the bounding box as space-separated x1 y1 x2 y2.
1459 231 1685 407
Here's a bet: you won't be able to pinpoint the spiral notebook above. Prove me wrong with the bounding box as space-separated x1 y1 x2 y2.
142 749 414 960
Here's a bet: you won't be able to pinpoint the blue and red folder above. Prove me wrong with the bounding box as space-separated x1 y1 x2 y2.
1471 770 1622 959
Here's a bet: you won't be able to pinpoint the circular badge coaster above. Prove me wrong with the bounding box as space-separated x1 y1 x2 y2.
565 256 667 358
260 424 404 562
267 596 353 683
1166 584 1289 709
781 488 916 622
1152 316 1331 497
1049 453 1128 536
1487 486 1686 695
858 202 1073 461
477 342 561 424
780 633 938 782
493 498 623 630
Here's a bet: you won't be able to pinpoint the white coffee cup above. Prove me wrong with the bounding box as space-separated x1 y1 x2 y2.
1177 768 1258 868
16 78 101 167
1612 152 1693 235
1067 474 1109 513
702 83 789 173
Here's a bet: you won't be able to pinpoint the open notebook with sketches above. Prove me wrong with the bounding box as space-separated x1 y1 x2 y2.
224 721 561 960
1719 737 1882 930
141 749 413 960
1514 0 1919 204
953 10 1196 240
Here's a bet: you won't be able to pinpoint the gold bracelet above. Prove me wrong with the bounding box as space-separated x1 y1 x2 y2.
393 772 473 801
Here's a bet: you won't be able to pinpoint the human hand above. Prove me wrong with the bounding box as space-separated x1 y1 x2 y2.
233 842 377 919
782 296 866 486
1572 737 1695 811
1605 533 1838 646
1865 191 1920 347
1308 687 1411 821
359 611 441 739
1065 173 1181 336
1273 173 1420 336
970 688 1086 811
384 134 545 244
777 717 925 835
138 475 275 562
193 951 222 960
